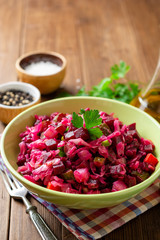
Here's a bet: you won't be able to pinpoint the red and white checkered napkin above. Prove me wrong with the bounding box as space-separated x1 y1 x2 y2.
33 178 160 240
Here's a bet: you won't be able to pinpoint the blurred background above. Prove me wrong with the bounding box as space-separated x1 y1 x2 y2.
0 0 159 93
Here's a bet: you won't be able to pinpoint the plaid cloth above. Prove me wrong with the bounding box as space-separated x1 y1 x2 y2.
33 179 160 240
0 156 159 240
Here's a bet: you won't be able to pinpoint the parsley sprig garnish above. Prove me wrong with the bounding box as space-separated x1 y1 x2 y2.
76 61 140 103
55 61 140 104
71 109 103 140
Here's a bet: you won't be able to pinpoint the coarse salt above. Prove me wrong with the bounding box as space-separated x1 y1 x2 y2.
24 61 62 76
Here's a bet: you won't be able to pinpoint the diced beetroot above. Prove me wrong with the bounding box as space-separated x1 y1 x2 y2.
124 132 133 144
74 127 90 140
74 168 90 183
98 145 108 158
44 126 58 139
104 115 115 129
125 175 137 187
28 139 46 150
35 114 50 122
125 148 137 158
129 138 140 148
57 141 65 148
52 175 64 183
34 120 51 133
53 113 66 122
17 155 26 166
24 175 39 184
128 152 145 165
69 138 91 147
114 157 126 165
107 148 117 162
148 164 155 172
87 179 99 189
112 180 127 191
43 175 51 186
46 158 61 167
61 183 72 192
65 160 72 168
127 130 140 141
52 161 65 175
32 164 53 181
114 119 121 131
19 142 26 155
64 131 75 140
130 161 139 170
99 123 111 136
78 149 92 161
144 144 154 152
116 142 124 157
107 131 121 140
141 139 155 153
17 165 29 174
77 160 89 169
128 123 136 130
110 164 126 176
55 124 66 135
44 139 57 149
65 145 77 159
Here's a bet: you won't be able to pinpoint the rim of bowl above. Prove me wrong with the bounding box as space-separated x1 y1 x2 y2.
0 81 41 109
15 51 67 77
1 96 160 200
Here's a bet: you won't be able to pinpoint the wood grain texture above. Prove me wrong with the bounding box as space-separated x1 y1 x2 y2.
0 0 159 239
0 179 10 240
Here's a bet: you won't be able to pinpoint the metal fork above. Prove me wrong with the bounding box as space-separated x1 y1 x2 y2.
0 163 58 240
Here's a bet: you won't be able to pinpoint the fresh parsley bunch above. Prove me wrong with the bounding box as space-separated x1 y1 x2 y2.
76 61 140 103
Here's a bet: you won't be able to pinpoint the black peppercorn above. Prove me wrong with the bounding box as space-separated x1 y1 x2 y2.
0 89 34 106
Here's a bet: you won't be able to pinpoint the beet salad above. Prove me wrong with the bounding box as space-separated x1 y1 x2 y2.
17 108 158 194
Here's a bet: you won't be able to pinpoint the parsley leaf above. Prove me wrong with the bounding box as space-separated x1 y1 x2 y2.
111 61 130 80
113 83 140 103
79 108 86 114
71 109 103 139
83 109 102 129
76 86 88 96
71 112 83 128
88 128 103 140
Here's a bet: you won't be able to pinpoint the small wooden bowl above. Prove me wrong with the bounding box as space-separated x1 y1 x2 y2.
0 82 41 124
15 51 67 95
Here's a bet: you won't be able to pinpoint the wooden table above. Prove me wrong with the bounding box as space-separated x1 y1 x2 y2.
0 0 159 239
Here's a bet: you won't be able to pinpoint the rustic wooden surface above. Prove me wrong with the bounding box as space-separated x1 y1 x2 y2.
0 0 159 239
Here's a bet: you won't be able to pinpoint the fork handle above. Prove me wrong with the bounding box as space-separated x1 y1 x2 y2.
26 206 58 240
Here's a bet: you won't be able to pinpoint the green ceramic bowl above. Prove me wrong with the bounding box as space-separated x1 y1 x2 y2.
1 97 160 209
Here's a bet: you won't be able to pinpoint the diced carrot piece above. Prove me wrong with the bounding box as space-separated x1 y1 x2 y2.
144 153 158 167
47 181 61 191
